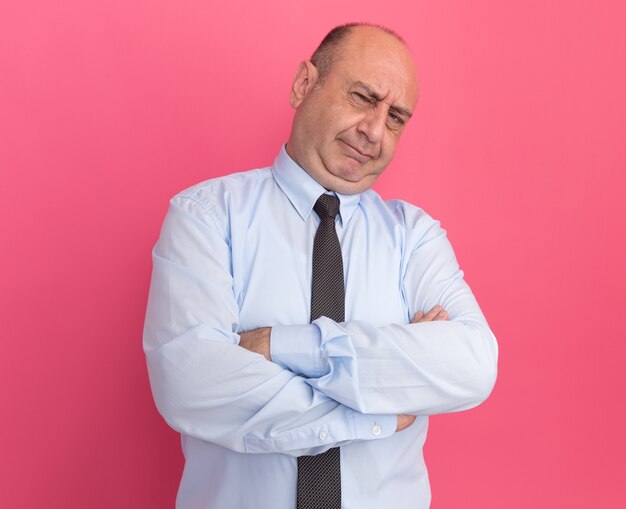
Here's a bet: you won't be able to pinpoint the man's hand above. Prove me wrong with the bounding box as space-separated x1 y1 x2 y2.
411 304 448 323
239 327 272 361
396 305 449 432
396 414 416 431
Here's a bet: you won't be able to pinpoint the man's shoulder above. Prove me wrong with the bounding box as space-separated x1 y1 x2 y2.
360 190 438 230
170 166 276 215
358 190 447 249
175 167 273 204
165 166 276 233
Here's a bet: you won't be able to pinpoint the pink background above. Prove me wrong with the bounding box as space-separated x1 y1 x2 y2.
1 0 625 507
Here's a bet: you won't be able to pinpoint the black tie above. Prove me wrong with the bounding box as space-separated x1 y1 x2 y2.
297 194 344 509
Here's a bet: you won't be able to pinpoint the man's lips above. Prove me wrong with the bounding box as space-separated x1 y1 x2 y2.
339 140 375 163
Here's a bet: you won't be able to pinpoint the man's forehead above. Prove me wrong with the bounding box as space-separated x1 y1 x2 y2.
337 62 418 112
331 29 418 101
337 27 414 66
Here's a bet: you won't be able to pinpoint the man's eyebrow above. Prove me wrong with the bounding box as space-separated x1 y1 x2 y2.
353 81 413 118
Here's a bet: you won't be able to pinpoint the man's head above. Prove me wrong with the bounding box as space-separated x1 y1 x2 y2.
286 23 418 195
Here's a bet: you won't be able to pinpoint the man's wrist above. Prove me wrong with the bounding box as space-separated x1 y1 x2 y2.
239 327 272 361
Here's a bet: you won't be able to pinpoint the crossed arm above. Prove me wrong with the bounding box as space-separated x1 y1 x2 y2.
144 196 498 457
239 305 450 432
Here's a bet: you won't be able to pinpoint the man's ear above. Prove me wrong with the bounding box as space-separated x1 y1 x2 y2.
289 60 320 109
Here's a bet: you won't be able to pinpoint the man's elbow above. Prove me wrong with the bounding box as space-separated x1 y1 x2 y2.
468 330 498 408
475 360 497 407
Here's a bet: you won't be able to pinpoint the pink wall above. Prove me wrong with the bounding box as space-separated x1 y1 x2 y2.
2 1 625 507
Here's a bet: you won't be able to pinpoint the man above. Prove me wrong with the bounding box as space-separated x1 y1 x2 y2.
144 23 498 509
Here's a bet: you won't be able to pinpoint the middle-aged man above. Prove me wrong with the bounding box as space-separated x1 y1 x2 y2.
144 23 498 509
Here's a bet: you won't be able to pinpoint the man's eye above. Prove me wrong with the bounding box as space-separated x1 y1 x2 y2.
388 111 404 126
352 92 373 104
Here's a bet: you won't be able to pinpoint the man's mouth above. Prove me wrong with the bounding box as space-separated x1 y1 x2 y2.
339 140 375 164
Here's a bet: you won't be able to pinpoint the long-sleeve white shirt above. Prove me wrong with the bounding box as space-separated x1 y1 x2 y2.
143 145 498 508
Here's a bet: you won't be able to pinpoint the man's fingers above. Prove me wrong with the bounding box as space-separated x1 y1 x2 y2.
423 305 443 321
396 414 416 432
410 311 424 323
412 305 449 323
434 309 448 321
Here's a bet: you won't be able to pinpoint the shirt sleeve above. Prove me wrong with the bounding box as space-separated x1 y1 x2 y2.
143 196 396 457
270 207 499 416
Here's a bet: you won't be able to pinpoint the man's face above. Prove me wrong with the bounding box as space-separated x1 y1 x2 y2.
287 27 418 195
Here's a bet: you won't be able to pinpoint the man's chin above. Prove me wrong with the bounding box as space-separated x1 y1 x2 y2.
315 156 382 193
326 171 379 195
331 159 370 181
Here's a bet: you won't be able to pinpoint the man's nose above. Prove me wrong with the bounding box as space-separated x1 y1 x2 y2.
357 105 387 144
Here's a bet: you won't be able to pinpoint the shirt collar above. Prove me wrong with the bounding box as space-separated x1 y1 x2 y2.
271 145 361 225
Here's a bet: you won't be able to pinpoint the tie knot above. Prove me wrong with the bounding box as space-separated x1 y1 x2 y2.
314 194 340 219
